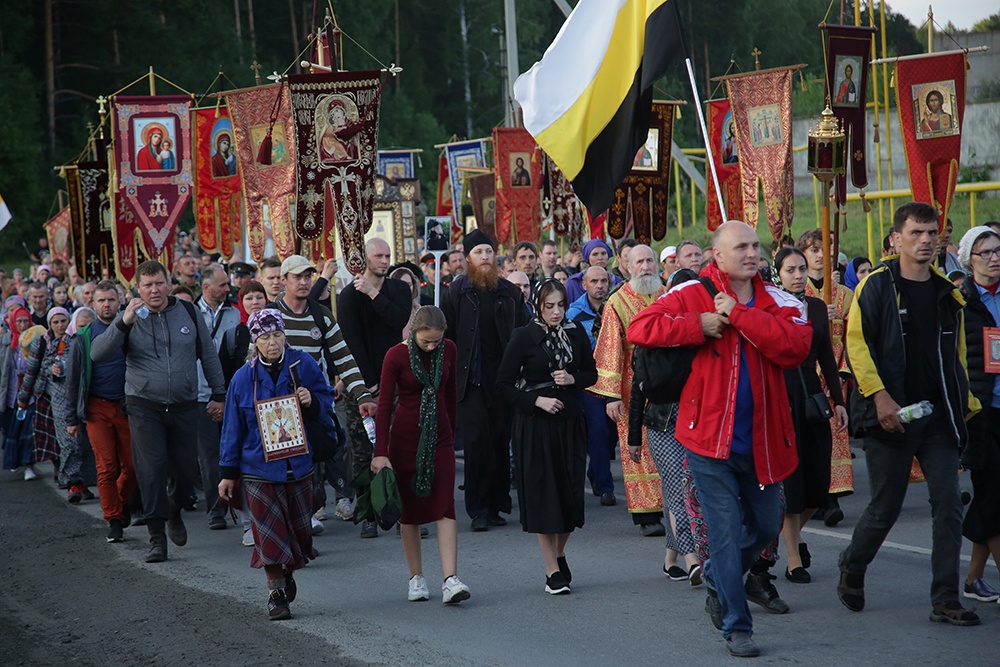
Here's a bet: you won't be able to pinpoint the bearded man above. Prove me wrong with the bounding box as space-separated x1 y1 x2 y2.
590 244 667 536
442 229 530 531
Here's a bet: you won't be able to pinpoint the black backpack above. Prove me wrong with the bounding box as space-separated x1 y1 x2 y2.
631 277 719 405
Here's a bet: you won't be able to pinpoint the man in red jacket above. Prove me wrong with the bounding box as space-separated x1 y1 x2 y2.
629 221 812 658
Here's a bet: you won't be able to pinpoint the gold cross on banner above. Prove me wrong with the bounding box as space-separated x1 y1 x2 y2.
751 48 762 71
250 60 262 86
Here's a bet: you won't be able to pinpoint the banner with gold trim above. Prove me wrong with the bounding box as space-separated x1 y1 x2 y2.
44 206 72 263
541 154 585 238
706 99 744 231
894 52 967 228
65 144 114 281
492 128 542 245
194 106 242 258
288 70 382 274
723 67 797 242
469 172 496 242
227 84 297 261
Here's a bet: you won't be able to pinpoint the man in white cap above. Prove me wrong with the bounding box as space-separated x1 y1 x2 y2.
660 246 677 279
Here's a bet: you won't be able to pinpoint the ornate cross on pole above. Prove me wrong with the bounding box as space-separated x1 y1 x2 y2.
96 95 108 139
751 47 762 71
250 60 262 86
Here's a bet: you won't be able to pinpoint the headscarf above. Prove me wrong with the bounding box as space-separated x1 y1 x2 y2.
407 329 445 498
582 239 612 265
46 306 70 329
533 279 575 370
67 307 96 336
247 308 286 365
773 248 807 302
8 306 30 351
4 295 26 312
958 226 999 272
844 256 871 291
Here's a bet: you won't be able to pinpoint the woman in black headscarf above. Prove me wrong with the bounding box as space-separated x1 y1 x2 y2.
496 278 597 595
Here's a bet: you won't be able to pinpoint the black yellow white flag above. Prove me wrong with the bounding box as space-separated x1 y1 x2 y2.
0 193 11 232
513 0 685 217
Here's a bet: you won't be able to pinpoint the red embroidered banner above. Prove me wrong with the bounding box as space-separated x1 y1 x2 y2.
287 71 382 274
227 84 297 261
606 102 675 244
435 153 454 222
112 95 192 282
194 106 242 258
826 24 877 205
542 154 585 237
44 206 72 262
468 172 497 241
706 99 744 231
724 67 796 242
65 143 115 281
493 127 543 245
895 52 967 229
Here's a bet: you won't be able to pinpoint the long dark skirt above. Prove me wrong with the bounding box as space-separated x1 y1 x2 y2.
243 474 314 571
2 406 36 469
964 408 1000 544
784 390 833 515
512 414 586 534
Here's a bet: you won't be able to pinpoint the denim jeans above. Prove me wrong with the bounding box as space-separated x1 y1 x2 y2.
687 450 783 638
840 413 962 604
581 392 615 495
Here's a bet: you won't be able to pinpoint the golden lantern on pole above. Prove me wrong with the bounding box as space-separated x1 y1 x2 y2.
806 104 847 304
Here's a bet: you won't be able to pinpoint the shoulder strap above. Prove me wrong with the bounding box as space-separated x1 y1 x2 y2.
177 298 204 360
305 298 336 375
698 277 719 298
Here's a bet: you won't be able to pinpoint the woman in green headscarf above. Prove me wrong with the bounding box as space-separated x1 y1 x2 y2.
371 306 470 604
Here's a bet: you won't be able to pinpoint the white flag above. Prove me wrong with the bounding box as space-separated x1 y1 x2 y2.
0 193 10 232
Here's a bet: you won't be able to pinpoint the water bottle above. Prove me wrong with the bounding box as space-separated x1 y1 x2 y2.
15 407 28 421
363 415 377 443
136 304 150 319
897 400 933 424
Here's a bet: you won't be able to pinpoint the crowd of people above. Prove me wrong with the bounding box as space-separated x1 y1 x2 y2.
2 203 998 658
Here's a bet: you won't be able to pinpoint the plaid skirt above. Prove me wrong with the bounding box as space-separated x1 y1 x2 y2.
2 406 36 469
243 474 314 571
33 394 59 463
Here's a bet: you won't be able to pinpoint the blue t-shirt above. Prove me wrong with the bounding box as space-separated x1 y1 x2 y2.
89 319 127 401
730 296 755 456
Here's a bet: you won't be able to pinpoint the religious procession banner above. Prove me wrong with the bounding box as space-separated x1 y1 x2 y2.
723 67 798 242
493 127 543 245
514 0 685 218
111 95 193 282
227 84 297 261
65 145 114 281
606 101 675 244
194 106 241 259
288 70 383 274
895 51 967 228
706 99 744 231
445 140 488 235
44 206 72 263
541 154 585 238
468 172 496 242
825 24 877 206
435 154 454 222
377 150 415 181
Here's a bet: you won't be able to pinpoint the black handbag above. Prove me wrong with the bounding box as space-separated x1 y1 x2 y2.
798 367 833 425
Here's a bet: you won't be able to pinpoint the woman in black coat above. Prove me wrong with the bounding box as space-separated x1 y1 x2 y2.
496 279 597 596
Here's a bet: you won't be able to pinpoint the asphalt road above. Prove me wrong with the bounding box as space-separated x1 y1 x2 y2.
1 445 996 666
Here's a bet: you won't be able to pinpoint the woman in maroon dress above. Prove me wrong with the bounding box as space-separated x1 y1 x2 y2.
371 306 470 604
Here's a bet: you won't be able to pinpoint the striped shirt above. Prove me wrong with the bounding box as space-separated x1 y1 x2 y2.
273 297 371 405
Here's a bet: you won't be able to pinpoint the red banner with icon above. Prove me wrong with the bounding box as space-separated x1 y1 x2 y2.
493 127 543 245
706 99 744 231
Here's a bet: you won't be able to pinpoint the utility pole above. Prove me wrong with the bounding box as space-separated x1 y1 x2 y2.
504 0 520 125
496 26 510 127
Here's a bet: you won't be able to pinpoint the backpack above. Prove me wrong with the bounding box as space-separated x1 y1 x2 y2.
631 277 719 405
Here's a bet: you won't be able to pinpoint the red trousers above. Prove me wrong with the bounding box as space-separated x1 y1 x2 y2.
85 397 136 522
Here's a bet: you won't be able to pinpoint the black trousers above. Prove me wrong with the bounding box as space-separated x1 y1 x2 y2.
127 403 200 523
459 385 512 519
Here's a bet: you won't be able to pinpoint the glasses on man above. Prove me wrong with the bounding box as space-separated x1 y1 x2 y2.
971 247 1000 260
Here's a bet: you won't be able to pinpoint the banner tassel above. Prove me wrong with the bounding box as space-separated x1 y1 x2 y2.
256 128 273 165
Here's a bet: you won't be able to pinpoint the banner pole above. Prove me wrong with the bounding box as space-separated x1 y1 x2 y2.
685 58 726 224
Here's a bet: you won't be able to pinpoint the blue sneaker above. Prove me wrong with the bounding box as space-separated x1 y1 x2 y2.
963 578 999 603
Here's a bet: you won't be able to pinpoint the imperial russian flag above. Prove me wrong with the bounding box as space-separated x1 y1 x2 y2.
0 192 11 232
513 0 685 217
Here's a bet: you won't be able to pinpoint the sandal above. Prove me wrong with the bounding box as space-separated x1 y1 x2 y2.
837 567 865 612
929 601 981 626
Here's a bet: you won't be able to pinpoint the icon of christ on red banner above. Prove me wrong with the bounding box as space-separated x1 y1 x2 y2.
492 127 542 245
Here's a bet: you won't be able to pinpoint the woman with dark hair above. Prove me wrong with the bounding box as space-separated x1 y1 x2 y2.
218 308 335 620
773 247 847 582
370 306 469 604
496 278 597 595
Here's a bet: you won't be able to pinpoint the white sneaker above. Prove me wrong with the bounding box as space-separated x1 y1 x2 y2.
23 467 38 481
442 575 471 604
408 574 430 601
242 529 254 547
311 515 325 535
335 497 355 521
313 506 327 521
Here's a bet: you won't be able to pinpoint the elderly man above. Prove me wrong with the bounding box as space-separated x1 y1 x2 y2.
506 270 533 318
443 229 529 531
629 221 812 657
565 239 623 303
74 281 96 310
590 245 666 536
567 266 617 505
27 282 49 326
676 241 704 271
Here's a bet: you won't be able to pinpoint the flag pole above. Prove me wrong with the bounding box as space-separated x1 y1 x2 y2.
685 58 727 224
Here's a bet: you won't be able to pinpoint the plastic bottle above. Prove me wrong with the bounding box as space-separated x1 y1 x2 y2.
15 407 27 421
897 400 933 424
136 304 150 319
363 415 377 443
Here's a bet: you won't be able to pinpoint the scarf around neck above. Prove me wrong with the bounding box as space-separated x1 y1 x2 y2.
408 334 445 497
533 317 575 370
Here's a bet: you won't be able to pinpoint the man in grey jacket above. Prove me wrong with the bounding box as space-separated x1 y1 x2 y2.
92 260 226 563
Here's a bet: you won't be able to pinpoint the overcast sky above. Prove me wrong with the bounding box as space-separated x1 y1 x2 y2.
888 1 995 31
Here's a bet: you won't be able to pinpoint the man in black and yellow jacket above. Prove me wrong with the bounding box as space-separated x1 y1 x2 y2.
839 202 981 626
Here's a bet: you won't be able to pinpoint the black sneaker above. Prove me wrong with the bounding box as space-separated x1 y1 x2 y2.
145 537 167 563
487 514 507 527
284 570 297 604
121 505 132 529
268 589 291 620
745 571 790 614
545 571 571 595
725 631 760 657
208 515 228 530
107 519 124 543
360 520 378 538
470 515 489 532
557 555 572 584
705 588 723 630
167 513 187 546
